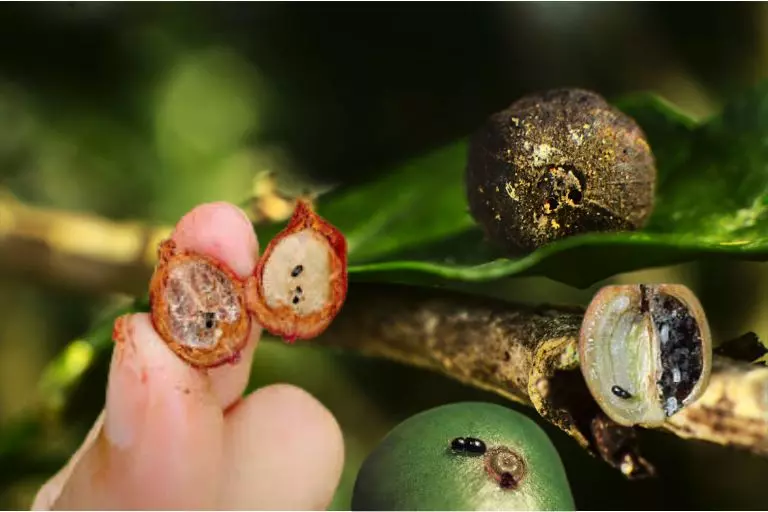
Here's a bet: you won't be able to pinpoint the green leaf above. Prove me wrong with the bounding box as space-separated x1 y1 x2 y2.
24 84 768 437
300 83 768 288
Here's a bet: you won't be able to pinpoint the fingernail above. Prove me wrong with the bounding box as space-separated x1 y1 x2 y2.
104 315 149 450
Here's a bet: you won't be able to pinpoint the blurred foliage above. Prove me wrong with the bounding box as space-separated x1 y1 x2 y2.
2 3 768 510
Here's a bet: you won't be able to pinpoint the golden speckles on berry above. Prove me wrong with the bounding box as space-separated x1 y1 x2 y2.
504 182 518 201
465 88 656 255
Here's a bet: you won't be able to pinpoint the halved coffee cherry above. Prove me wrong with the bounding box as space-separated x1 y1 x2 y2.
247 199 348 342
579 284 712 427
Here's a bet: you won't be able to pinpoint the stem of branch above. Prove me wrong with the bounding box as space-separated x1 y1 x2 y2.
315 283 768 478
10 189 767 479
0 176 300 295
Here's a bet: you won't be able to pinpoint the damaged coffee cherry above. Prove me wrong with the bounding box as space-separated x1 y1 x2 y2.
149 239 252 368
248 199 348 342
466 88 656 255
579 284 713 427
485 446 527 490
351 402 574 511
149 200 347 367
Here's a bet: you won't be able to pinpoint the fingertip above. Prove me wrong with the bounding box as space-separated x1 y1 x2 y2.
220 384 345 510
155 202 263 408
31 411 106 510
171 202 258 278
52 313 225 509
208 323 263 410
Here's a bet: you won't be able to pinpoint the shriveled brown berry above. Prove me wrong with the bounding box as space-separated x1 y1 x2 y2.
149 239 252 368
247 199 347 342
466 88 656 255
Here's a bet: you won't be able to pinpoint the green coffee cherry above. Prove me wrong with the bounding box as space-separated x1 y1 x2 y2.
351 402 575 511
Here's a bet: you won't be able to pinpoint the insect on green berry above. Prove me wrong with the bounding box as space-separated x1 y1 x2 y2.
579 284 713 427
465 88 656 255
351 402 575 511
450 436 487 455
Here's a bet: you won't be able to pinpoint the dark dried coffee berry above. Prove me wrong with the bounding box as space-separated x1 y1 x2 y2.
466 88 656 255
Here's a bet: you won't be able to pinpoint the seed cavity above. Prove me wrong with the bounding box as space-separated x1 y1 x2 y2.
165 260 240 349
261 229 331 315
579 284 710 426
652 292 704 416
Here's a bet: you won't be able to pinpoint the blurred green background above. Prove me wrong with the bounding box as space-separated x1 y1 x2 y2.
2 3 768 509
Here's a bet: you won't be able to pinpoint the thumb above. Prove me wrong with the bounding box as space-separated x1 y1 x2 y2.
36 313 225 510
33 201 263 510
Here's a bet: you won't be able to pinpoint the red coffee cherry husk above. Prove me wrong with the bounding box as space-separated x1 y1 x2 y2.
147 200 348 368
148 239 253 368
247 199 348 343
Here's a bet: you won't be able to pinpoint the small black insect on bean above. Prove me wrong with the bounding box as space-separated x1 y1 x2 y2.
291 265 304 277
450 437 486 455
611 385 632 399
203 312 216 330
291 286 304 305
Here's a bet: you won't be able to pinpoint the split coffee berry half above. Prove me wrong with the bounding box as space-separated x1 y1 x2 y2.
248 199 348 343
579 284 712 427
148 200 348 368
149 239 252 369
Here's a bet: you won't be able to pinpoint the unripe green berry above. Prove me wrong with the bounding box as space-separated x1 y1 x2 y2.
351 402 575 511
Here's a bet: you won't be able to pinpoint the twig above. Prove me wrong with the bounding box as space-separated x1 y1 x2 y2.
6 193 768 478
0 192 168 295
0 175 301 295
314 283 768 478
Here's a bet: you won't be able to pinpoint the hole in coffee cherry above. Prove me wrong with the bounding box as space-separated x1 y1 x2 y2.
567 188 583 204
545 197 559 212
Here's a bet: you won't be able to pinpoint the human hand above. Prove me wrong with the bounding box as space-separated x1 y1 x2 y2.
32 202 345 510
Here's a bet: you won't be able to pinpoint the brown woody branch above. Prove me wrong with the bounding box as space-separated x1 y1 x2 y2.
5 194 768 478
0 177 299 295
315 283 768 478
